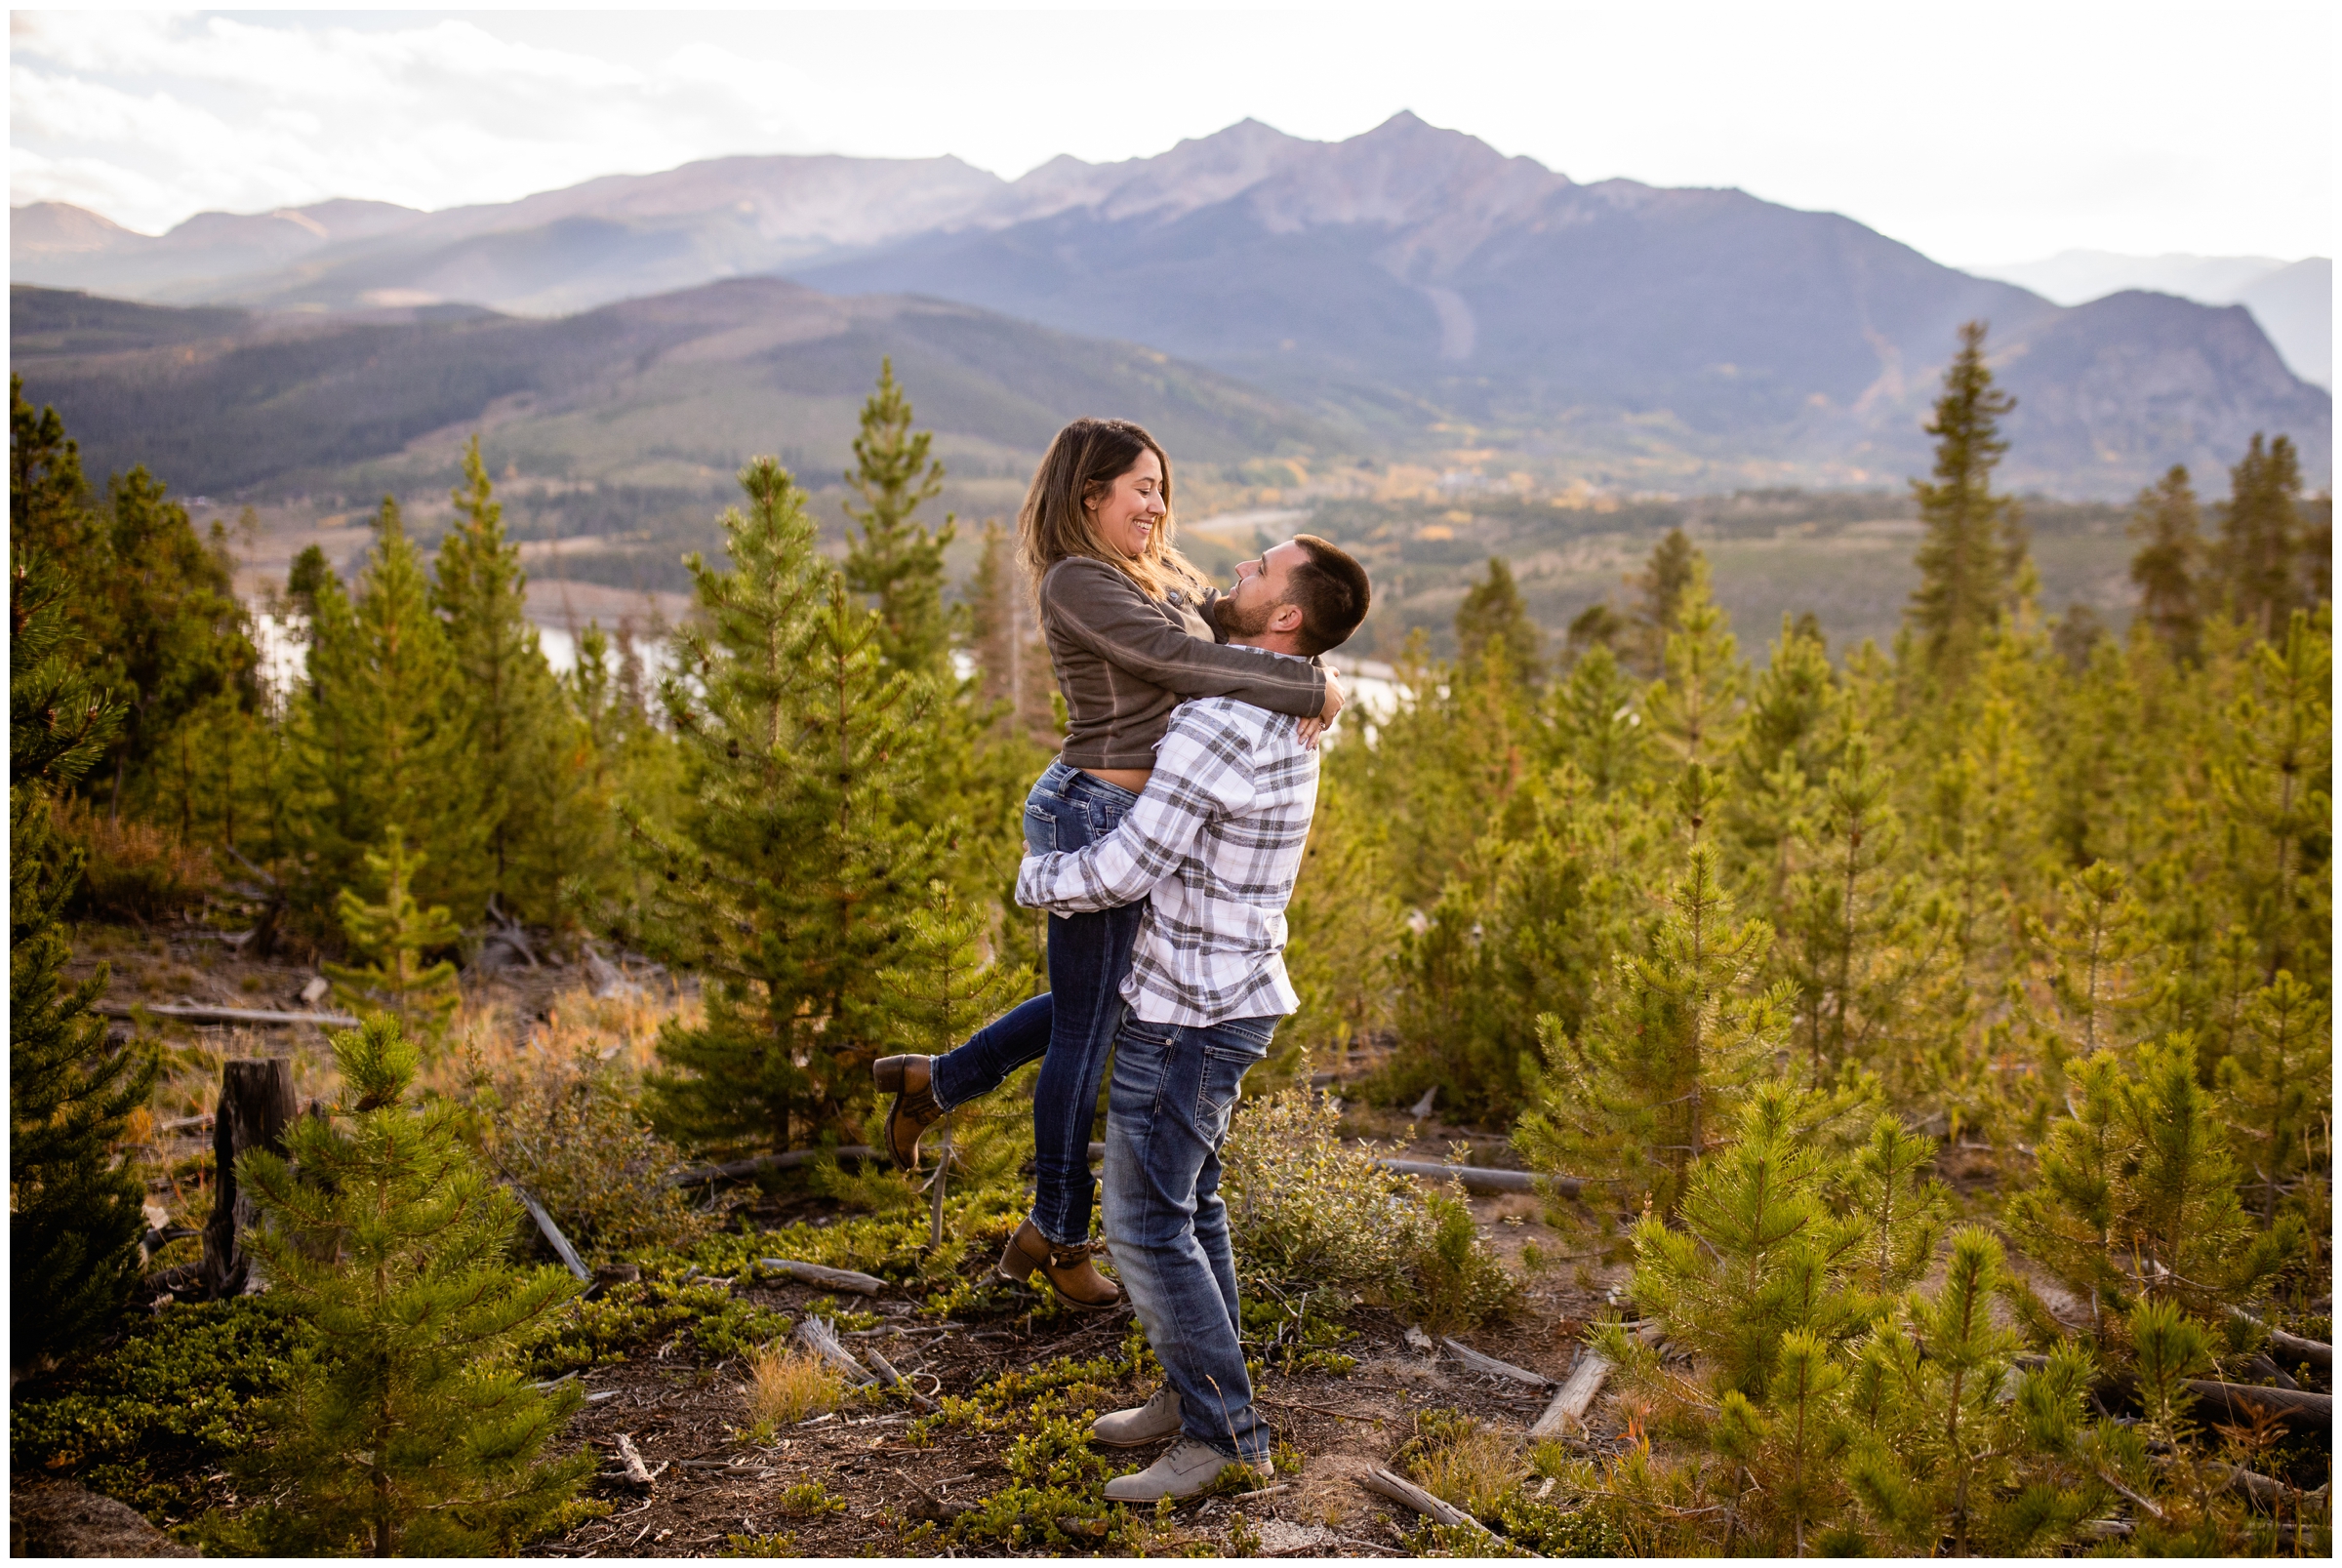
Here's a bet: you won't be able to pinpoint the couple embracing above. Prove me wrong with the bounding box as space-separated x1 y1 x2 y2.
868 417 1370 1501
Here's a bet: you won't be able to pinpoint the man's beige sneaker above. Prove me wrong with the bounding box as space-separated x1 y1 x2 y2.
1091 1384 1182 1448
1103 1438 1249 1503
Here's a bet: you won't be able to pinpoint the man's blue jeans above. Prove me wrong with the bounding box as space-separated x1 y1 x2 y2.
928 762 1142 1247
1103 1010 1277 1466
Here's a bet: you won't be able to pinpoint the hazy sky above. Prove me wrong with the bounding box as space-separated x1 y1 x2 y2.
10 4 2333 267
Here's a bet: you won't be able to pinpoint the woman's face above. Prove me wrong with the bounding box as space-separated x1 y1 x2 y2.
1086 449 1167 559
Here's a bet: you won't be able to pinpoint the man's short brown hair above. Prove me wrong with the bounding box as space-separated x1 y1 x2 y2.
1286 535 1371 656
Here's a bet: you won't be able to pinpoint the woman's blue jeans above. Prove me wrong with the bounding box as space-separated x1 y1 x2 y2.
927 761 1142 1247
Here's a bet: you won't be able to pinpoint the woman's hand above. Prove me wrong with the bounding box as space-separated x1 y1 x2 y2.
1296 667 1347 748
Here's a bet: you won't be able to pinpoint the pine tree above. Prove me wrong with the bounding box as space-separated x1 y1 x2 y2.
297 498 482 919
1281 774 1405 1072
1456 556 1545 687
228 1017 592 1555
2215 971 2329 1223
323 826 464 1036
1537 642 1648 797
629 458 947 1152
2004 1037 2294 1338
1624 1081 1878 1399
1842 1229 2038 1556
2212 432 2305 639
1908 322 2029 681
1632 528 1700 676
433 436 587 923
2128 464 2204 661
966 516 1057 744
842 358 956 679
1518 842 1784 1229
2209 608 2330 982
1778 732 1947 1083
1726 615 1842 897
873 880 1033 1240
2027 861 2155 1063
1642 557 1746 791
9 547 155 1372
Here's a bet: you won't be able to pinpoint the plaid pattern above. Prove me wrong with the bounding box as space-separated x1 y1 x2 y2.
1017 674 1320 1027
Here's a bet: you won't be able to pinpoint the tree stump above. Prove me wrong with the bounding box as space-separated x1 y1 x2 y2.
196 1058 297 1299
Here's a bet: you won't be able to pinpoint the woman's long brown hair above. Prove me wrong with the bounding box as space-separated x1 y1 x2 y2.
1017 418 1204 601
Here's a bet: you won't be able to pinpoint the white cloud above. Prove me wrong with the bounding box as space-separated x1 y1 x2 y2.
8 5 2331 262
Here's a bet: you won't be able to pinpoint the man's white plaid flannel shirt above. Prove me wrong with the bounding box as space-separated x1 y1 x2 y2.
1015 667 1320 1027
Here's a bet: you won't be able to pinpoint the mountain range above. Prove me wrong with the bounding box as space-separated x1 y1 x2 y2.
1969 250 2329 388
12 113 2330 499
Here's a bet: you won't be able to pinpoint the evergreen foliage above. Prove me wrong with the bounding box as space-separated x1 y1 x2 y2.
628 457 947 1152
228 1017 593 1555
9 541 155 1373
1518 843 1786 1232
842 358 956 679
1454 556 1545 686
1632 526 1700 675
2128 464 2204 661
322 826 464 1036
1907 321 2030 681
433 436 588 924
2214 433 2307 638
297 497 483 918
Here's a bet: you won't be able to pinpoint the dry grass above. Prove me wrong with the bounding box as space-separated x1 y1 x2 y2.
1407 1411 1529 1520
745 1345 847 1427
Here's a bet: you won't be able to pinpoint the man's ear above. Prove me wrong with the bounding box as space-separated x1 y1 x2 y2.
1272 601 1305 634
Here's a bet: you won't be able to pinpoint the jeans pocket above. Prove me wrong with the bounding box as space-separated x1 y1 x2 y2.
1024 806 1057 856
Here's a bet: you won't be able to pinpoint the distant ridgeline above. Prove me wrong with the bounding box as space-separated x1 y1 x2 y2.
11 113 2329 504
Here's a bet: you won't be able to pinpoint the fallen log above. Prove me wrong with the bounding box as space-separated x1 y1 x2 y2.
1442 1338 1555 1387
2229 1309 2333 1371
2182 1378 2330 1430
755 1258 886 1297
96 1002 361 1029
666 1146 880 1186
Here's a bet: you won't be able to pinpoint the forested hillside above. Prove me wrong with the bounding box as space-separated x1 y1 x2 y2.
7 318 2329 1555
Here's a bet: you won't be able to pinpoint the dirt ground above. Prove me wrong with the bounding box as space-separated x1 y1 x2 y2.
64 916 1635 1558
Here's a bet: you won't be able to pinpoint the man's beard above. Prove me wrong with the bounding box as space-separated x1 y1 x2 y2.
1215 592 1278 639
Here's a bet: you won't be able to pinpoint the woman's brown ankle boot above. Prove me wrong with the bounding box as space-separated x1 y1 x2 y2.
870 1055 944 1171
995 1219 1121 1310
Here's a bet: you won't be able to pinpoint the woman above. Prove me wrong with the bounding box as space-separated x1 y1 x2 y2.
871 419 1343 1308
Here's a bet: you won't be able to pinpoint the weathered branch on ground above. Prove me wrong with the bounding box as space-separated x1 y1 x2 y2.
1443 1338 1555 1387
754 1258 885 1297
508 1184 590 1282
666 1147 880 1186
1530 1351 1611 1438
1358 1467 1538 1555
796 1316 877 1387
613 1432 660 1492
96 1002 362 1029
863 1345 940 1413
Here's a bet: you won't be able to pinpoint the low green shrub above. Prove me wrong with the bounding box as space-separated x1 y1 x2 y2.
1223 1075 1518 1330
11 1298 320 1524
472 1042 712 1266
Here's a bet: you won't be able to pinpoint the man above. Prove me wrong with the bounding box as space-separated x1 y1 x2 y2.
1015 534 1373 1502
